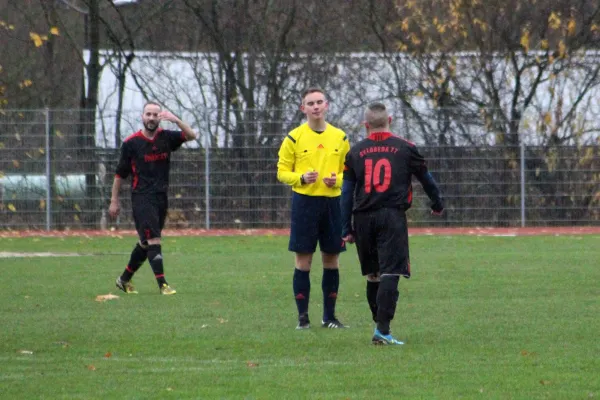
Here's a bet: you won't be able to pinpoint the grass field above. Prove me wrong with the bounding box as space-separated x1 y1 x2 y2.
1 234 599 399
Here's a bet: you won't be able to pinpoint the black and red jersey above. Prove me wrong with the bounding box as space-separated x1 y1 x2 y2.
115 128 187 194
343 132 443 213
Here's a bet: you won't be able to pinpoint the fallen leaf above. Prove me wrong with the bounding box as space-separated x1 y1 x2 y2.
50 26 60 36
540 380 551 385
217 318 228 324
246 361 259 368
166 388 174 392
521 350 537 357
86 365 96 371
95 293 120 302
104 352 112 358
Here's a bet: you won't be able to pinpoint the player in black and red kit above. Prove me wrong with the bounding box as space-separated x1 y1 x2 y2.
341 102 444 345
109 101 197 295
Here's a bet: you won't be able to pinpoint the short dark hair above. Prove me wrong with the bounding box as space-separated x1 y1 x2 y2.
142 101 162 112
301 87 326 101
365 102 389 129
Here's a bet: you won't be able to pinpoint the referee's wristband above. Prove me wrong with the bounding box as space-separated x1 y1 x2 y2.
300 174 306 185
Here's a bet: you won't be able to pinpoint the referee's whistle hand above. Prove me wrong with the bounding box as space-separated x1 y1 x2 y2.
323 172 336 187
342 234 355 244
304 171 319 184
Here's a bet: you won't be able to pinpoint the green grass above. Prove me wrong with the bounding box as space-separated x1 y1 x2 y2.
1 234 599 399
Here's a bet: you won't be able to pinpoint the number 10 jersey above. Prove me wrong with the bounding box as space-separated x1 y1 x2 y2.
343 132 442 213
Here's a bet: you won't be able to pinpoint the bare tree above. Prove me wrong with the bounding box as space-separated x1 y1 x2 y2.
364 0 600 146
362 0 600 224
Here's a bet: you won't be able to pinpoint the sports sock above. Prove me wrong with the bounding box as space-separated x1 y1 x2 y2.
147 244 167 287
366 280 379 322
376 275 400 335
293 268 310 317
121 243 147 281
322 268 339 322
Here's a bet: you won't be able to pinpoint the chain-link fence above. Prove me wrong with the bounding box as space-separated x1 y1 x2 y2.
0 109 598 230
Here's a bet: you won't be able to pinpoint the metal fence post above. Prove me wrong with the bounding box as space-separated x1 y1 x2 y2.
205 129 210 229
520 139 526 227
44 108 52 231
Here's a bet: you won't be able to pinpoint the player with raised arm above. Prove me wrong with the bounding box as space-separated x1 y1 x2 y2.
109 101 197 295
341 102 444 345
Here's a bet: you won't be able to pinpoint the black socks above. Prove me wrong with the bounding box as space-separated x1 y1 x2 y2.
322 268 339 322
366 280 380 323
121 243 148 281
293 268 341 322
147 244 167 287
293 268 310 316
376 275 400 335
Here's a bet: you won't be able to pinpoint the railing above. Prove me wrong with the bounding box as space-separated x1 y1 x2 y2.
0 109 598 230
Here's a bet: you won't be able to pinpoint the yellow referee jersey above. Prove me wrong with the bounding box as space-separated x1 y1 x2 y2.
277 122 350 197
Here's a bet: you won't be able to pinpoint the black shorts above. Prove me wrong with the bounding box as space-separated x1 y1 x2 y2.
353 207 410 278
131 193 168 244
288 192 346 254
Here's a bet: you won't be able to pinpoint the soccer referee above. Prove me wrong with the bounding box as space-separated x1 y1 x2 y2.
109 101 197 295
277 87 350 329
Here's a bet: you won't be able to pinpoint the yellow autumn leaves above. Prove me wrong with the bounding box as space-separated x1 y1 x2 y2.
1 19 59 47
0 22 60 105
393 4 597 56
520 13 582 54
2 201 83 217
29 26 60 48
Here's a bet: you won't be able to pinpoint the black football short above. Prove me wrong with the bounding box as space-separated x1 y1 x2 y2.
131 193 168 243
288 192 346 254
353 207 410 278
